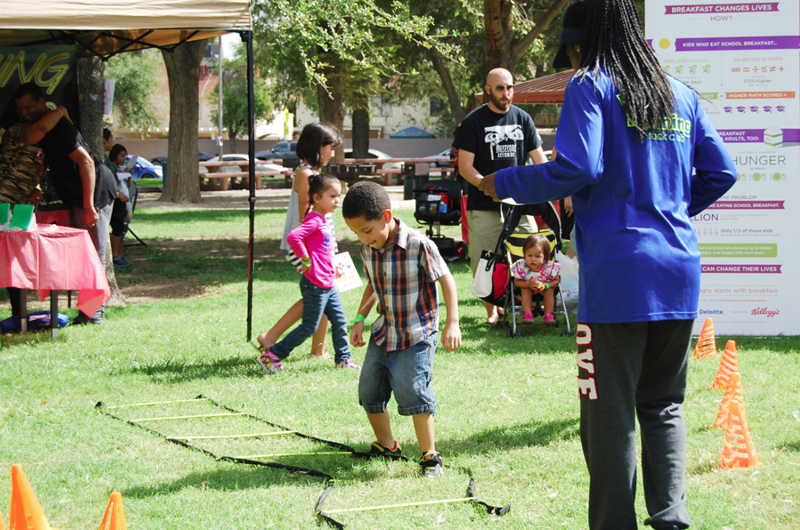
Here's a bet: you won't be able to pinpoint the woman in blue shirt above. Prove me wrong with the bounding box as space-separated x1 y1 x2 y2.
481 0 737 529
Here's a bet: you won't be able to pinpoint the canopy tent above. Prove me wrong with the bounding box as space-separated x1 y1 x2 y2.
1 0 261 340
389 126 435 138
474 69 574 105
0 0 251 57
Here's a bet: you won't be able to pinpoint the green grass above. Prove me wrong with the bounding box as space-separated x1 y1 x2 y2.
1 207 799 529
133 177 163 189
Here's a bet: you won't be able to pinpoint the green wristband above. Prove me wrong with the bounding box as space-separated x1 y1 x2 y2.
544 282 550 290
350 314 366 325
301 258 312 266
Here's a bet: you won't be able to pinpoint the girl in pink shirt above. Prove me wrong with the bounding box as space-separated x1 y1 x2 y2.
511 234 561 325
257 175 359 373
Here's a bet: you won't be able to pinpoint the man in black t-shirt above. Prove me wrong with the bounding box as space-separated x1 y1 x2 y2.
14 83 117 324
453 68 549 324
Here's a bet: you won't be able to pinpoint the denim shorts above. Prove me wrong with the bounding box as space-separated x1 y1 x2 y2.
358 333 437 416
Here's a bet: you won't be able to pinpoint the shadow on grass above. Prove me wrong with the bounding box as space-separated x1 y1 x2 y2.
121 454 412 499
688 460 719 475
784 441 800 453
444 417 580 457
117 353 254 383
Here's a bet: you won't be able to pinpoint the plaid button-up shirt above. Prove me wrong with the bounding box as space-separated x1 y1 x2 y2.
361 219 449 352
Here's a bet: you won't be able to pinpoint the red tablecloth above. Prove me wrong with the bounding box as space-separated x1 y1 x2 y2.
0 225 110 317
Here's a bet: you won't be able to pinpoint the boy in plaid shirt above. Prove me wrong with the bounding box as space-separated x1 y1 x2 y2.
342 181 461 478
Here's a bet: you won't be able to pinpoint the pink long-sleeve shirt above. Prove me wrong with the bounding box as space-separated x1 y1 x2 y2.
287 212 337 288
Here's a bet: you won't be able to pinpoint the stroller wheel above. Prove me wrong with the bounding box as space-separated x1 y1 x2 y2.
455 241 468 260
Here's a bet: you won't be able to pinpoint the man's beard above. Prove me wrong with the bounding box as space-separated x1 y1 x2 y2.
489 91 511 112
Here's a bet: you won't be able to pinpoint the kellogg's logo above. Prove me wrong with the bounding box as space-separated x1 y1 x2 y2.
751 307 780 318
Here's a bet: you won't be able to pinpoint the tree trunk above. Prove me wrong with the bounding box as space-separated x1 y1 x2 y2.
160 39 208 203
428 48 466 126
483 0 516 76
317 72 345 164
77 56 126 306
483 0 570 81
351 106 369 159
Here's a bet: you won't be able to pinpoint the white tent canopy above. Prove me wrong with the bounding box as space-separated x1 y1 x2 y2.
0 0 252 56
1 0 260 339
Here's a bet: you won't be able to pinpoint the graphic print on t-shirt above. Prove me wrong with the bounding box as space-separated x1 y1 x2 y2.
484 124 524 160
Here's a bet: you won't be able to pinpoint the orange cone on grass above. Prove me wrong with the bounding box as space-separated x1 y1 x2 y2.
713 372 745 429
8 463 52 530
719 399 759 468
692 318 717 358
710 340 739 390
98 492 127 530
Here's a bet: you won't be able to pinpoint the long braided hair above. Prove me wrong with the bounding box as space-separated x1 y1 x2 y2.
571 0 674 140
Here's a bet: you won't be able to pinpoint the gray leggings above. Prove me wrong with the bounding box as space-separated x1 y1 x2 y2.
576 320 693 530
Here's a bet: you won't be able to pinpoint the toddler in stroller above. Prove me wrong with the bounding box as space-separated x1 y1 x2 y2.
511 234 560 325
485 199 572 337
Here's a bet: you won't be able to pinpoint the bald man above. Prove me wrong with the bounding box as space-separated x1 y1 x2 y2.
453 67 549 324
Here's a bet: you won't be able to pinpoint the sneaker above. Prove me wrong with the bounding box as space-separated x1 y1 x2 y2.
72 312 102 325
256 349 283 374
522 312 534 324
543 313 557 326
112 257 129 268
118 256 131 266
419 451 444 478
368 441 402 457
336 359 361 370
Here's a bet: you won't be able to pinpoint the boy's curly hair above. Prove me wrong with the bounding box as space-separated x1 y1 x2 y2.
342 181 390 221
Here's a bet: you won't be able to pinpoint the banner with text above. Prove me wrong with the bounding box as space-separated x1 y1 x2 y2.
0 46 78 131
646 1 800 335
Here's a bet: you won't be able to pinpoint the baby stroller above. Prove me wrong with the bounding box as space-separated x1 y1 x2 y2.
413 179 467 261
486 199 573 338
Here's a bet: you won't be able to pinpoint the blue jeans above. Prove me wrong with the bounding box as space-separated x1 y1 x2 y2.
270 276 352 364
359 333 437 416
70 203 113 321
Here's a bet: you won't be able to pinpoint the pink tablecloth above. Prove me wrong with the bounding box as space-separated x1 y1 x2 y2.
0 225 110 317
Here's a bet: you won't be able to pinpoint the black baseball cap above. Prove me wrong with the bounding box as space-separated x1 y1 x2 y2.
553 27 586 69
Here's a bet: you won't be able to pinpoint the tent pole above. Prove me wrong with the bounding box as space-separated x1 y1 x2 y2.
242 30 256 342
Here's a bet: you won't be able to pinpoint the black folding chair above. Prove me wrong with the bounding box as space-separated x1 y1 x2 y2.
125 182 147 247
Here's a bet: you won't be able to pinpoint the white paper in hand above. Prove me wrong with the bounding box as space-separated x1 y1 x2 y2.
333 252 363 293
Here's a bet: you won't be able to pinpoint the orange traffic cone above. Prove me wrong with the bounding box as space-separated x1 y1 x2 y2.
8 464 52 530
692 318 717 358
713 372 745 428
98 492 127 530
710 340 739 390
719 399 759 468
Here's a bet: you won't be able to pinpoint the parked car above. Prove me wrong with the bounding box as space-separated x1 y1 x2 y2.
125 156 163 179
255 141 297 161
424 148 453 168
343 148 403 170
150 151 215 167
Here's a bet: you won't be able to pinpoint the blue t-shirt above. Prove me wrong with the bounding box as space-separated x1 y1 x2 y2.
495 72 737 323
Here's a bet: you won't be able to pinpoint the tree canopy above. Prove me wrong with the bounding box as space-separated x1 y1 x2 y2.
104 49 165 135
208 44 275 152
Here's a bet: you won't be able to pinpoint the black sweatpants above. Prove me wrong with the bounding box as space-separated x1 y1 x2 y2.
576 320 693 530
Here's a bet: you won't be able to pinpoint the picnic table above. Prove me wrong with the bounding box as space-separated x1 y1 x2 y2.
340 157 455 185
198 157 455 190
199 160 293 191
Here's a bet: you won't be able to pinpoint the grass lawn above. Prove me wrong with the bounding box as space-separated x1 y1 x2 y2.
1 206 799 529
